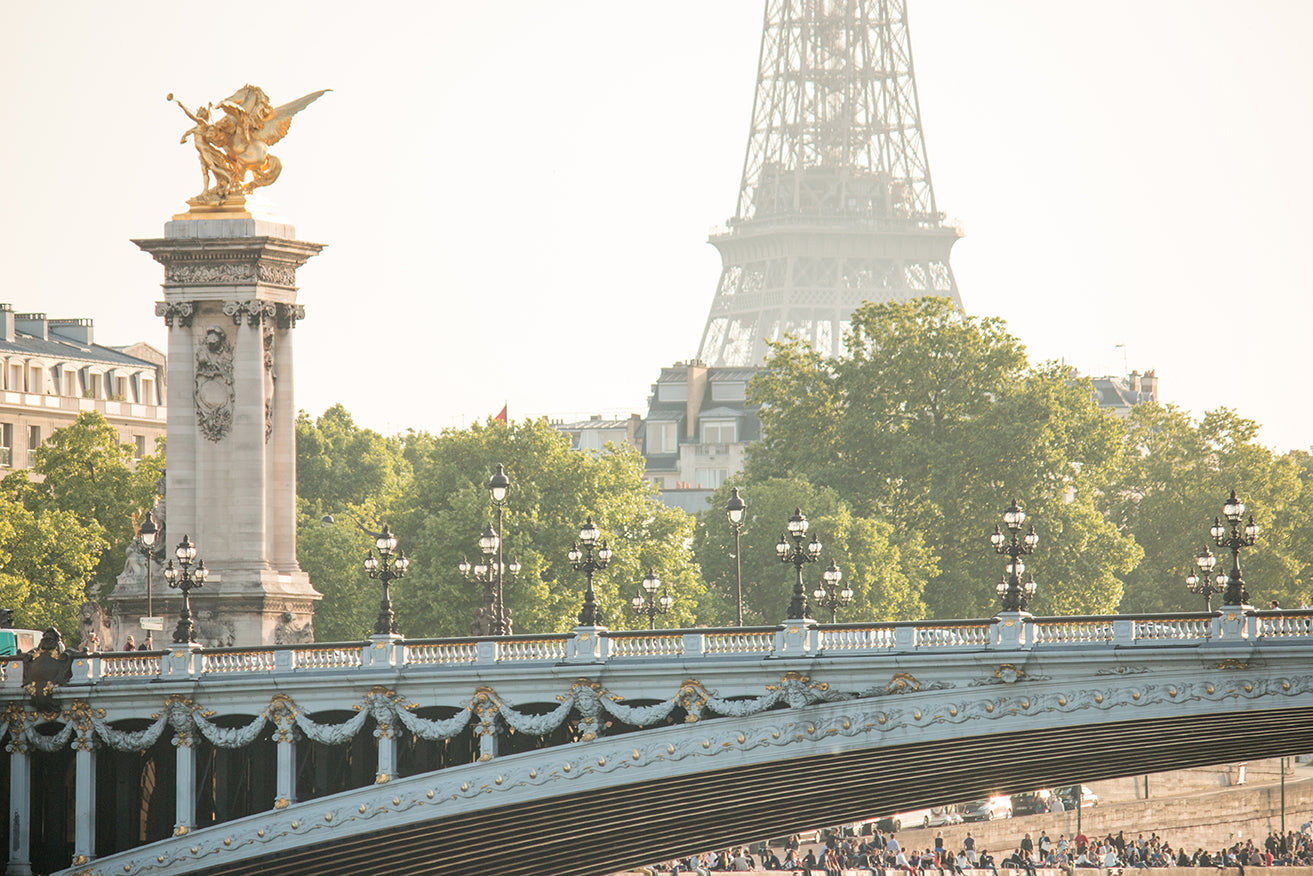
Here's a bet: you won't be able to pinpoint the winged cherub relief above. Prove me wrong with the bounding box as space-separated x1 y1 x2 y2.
170 85 329 202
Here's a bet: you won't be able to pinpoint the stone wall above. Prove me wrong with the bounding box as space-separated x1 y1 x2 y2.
888 779 1313 855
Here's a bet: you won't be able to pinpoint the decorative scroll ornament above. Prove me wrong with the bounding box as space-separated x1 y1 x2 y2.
223 300 277 326
195 325 235 442
156 301 194 328
169 86 329 202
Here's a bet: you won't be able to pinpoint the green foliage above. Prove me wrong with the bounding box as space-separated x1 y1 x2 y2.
392 418 702 637
1106 404 1304 612
295 411 702 639
692 476 932 625
0 412 151 635
294 405 411 642
747 298 1137 618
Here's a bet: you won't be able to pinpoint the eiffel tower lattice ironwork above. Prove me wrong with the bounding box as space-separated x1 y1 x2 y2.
697 0 964 367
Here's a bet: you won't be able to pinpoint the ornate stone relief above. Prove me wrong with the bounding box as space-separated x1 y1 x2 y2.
156 301 195 328
167 261 258 285
263 321 276 442
195 325 235 442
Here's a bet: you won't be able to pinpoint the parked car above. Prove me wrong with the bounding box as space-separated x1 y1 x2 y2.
1011 791 1047 816
959 795 1012 822
875 808 934 831
1056 785 1098 809
926 806 963 827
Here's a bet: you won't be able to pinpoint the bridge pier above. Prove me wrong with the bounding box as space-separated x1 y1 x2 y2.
5 741 32 876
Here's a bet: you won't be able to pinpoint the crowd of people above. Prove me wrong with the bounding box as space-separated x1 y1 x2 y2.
646 825 1313 873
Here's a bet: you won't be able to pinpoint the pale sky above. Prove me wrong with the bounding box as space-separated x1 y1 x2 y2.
3 2 1311 451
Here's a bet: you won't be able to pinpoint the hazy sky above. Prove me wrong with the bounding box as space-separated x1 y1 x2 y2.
3 2 1311 450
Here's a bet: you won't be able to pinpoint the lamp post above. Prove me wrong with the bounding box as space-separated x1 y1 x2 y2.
136 509 159 626
811 559 851 623
364 524 409 636
631 568 673 630
991 498 1039 612
459 523 520 635
726 487 747 626
162 535 208 645
488 463 512 634
777 507 822 620
568 516 612 627
1210 489 1259 606
1186 546 1226 611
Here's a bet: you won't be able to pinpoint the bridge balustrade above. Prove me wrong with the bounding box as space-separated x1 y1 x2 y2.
3 609 1313 875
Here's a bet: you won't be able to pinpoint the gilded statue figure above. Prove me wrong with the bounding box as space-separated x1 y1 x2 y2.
169 85 329 202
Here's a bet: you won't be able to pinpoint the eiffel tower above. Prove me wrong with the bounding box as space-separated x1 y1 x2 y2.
697 0 963 367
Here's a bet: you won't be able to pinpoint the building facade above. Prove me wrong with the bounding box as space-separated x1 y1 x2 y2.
641 362 761 513
0 304 166 471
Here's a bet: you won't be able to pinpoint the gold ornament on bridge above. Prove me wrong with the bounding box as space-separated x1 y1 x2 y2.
168 85 329 207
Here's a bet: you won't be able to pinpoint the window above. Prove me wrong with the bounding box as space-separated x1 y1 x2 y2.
0 424 12 467
710 381 747 402
28 366 41 394
695 468 729 489
64 371 78 397
646 421 678 455
27 426 40 451
140 376 155 405
88 373 103 399
702 420 737 444
113 376 128 401
134 435 147 459
657 383 688 403
8 363 21 391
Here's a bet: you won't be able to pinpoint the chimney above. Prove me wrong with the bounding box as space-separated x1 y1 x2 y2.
50 318 94 346
15 312 48 341
0 304 13 342
1141 370 1158 402
685 363 708 438
1129 369 1141 393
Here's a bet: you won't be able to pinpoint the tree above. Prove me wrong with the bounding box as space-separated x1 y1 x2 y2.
18 411 164 591
295 405 411 642
692 476 933 625
1106 404 1304 612
391 418 702 637
748 298 1138 618
0 412 150 635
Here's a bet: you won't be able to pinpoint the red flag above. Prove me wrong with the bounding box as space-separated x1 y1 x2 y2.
494 404 507 424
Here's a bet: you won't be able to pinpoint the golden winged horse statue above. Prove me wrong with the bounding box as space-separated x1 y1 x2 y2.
170 85 329 202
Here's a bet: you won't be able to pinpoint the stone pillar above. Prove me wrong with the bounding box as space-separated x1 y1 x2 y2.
270 696 298 810
174 727 196 837
129 205 324 646
5 733 32 876
376 725 398 785
71 706 97 869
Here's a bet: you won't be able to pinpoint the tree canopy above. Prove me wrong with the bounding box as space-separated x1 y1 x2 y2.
296 412 702 641
0 411 162 635
745 298 1138 617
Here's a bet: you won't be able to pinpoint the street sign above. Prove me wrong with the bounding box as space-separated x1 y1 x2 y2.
140 617 164 631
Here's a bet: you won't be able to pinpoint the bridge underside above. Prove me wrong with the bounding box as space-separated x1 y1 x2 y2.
188 705 1313 876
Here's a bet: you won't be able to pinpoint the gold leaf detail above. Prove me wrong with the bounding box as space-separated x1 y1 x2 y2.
563 763 571 773
1058 696 1067 706
529 770 537 779
461 783 469 791
1132 691 1141 700
948 707 957 717
257 830 265 838
324 813 332 822
426 790 434 799
495 775 504 785
633 749 640 760
985 704 994 713
223 838 232 846
1095 694 1103 703
702 740 710 749
878 715 887 724
358 805 366 814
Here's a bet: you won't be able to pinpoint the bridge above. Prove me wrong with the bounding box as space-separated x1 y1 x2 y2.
4 608 1313 876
